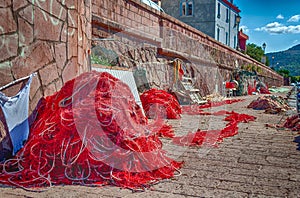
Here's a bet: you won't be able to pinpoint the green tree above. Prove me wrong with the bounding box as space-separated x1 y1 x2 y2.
276 68 290 78
246 43 269 66
291 76 300 83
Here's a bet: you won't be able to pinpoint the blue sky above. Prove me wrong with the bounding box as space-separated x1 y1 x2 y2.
235 0 300 53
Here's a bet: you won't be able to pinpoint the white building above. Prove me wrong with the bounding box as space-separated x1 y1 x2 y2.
161 0 241 49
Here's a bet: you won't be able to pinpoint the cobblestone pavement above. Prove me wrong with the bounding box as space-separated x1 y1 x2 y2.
1 94 300 198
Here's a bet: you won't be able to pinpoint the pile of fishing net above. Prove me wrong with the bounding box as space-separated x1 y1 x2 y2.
257 82 271 94
266 114 300 131
140 88 182 119
247 81 270 95
247 95 289 114
0 71 183 190
282 115 300 131
173 110 256 146
248 84 257 95
157 123 175 138
259 86 271 94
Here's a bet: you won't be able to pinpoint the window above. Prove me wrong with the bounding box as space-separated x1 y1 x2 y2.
182 2 186 16
226 8 229 23
187 1 193 15
234 36 237 48
217 28 220 41
234 15 237 27
225 32 228 45
217 3 220 18
180 0 193 16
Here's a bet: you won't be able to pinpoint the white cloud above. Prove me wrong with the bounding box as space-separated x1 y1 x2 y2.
239 25 249 34
276 14 284 19
288 14 300 22
255 22 300 34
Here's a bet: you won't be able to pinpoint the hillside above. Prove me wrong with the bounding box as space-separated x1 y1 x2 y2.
266 44 300 76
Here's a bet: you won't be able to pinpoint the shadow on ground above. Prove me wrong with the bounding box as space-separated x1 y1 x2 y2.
294 136 300 151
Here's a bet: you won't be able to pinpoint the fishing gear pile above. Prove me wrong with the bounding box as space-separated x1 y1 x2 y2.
140 89 182 119
157 123 175 138
282 114 300 131
247 95 289 114
266 114 300 131
0 71 183 190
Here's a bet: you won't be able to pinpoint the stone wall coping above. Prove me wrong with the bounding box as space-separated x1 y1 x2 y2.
92 15 163 45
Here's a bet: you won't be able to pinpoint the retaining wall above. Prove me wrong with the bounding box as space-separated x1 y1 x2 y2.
91 0 283 96
0 0 283 112
0 0 91 111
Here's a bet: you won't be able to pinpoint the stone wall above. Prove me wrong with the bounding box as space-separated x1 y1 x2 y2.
0 0 91 111
91 0 283 96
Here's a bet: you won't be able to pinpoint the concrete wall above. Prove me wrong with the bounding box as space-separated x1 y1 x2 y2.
92 0 283 96
0 0 91 111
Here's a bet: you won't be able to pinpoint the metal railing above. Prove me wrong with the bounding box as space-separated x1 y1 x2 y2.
140 0 165 12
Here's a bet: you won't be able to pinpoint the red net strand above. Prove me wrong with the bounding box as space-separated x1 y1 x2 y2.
283 115 300 130
157 123 175 138
172 110 256 147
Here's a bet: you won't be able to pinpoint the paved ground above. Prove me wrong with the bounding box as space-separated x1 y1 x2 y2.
1 92 300 198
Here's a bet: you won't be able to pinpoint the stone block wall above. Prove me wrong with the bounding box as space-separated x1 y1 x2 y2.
92 0 161 41
0 0 91 111
92 0 283 95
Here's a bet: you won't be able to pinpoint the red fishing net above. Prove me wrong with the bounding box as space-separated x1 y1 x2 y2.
266 114 300 131
259 86 271 94
224 112 257 123
225 82 237 89
248 85 257 95
157 123 175 138
247 95 289 114
173 110 256 147
283 115 300 131
140 89 182 119
0 71 183 190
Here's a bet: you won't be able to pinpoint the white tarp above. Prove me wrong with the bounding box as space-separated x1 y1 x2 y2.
92 67 144 114
140 0 164 12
